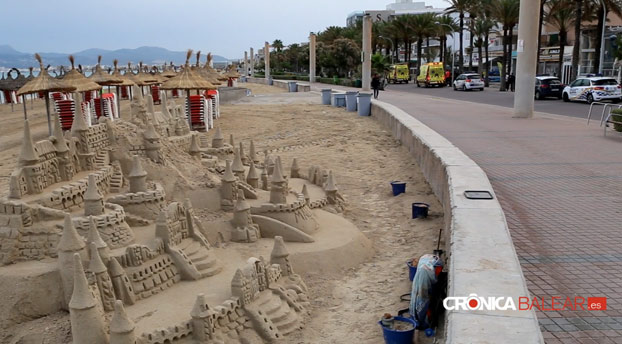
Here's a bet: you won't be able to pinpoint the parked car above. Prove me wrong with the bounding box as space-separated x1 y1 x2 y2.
453 73 484 91
562 77 622 104
535 76 564 100
416 62 445 87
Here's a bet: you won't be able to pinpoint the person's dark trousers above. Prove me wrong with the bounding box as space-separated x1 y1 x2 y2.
373 88 379 99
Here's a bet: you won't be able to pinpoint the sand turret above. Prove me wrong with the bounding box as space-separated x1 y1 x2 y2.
143 122 162 162
89 243 116 311
246 161 259 188
110 300 136 344
87 216 110 262
129 156 148 193
264 153 275 175
239 142 248 165
231 148 245 179
231 190 260 243
229 134 235 147
108 258 136 305
302 184 310 205
270 236 293 276
146 94 155 114
161 93 172 119
58 214 87 306
18 120 39 167
220 160 238 211
69 254 109 344
52 114 69 153
269 159 287 204
261 166 269 191
249 140 258 163
84 174 104 216
212 127 224 148
71 93 89 133
189 134 201 158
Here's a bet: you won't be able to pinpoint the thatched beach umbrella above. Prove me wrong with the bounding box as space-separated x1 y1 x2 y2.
88 56 122 118
17 53 76 134
206 53 228 82
161 62 177 78
160 49 216 130
62 55 102 93
193 51 221 86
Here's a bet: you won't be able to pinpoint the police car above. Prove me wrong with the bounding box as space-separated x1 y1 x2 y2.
453 73 484 91
562 77 622 104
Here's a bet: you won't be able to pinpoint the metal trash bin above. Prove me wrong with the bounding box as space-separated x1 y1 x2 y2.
332 93 346 107
288 81 297 92
267 77 273 86
345 91 358 112
321 89 332 105
357 92 372 116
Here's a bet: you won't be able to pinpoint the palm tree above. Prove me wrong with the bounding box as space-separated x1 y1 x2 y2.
411 13 438 69
537 0 547 73
473 17 494 76
571 0 582 80
490 0 519 91
446 0 473 73
436 15 458 65
545 0 575 80
392 15 415 64
592 0 622 72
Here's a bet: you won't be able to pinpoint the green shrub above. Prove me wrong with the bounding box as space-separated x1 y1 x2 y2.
611 109 622 132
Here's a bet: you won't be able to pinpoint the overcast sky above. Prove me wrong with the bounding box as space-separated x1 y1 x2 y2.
3 0 448 59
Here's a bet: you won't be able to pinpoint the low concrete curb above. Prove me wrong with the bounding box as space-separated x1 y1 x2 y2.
370 100 543 344
243 78 310 92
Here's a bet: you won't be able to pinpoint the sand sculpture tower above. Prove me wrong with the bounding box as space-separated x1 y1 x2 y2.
301 184 310 205
69 254 109 344
71 93 89 134
231 190 260 243
110 300 136 344
88 216 110 262
325 171 342 206
88 243 116 311
146 94 155 115
108 258 136 305
229 134 235 147
246 161 259 188
84 174 104 216
270 236 294 276
261 167 269 191
231 148 245 180
143 123 162 163
269 159 288 204
190 294 215 341
128 156 147 193
290 158 301 178
15 120 43 196
239 142 248 165
249 140 258 163
58 214 87 306
52 114 75 181
220 160 239 211
189 134 201 159
212 127 224 148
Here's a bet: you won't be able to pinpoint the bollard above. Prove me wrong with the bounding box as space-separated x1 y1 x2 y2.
357 92 372 116
288 81 297 92
321 89 332 105
345 91 358 112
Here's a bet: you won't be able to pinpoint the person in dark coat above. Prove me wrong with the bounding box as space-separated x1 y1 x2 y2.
371 73 381 99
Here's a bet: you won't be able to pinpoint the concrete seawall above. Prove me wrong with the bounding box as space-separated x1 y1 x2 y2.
370 100 543 344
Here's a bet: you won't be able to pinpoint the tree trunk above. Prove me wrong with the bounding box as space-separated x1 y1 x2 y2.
594 6 606 73
426 37 430 62
559 31 566 80
443 38 447 64
571 0 583 80
459 13 464 73
485 31 490 87
478 39 483 76
417 38 423 70
500 28 508 91
469 18 475 71
536 0 545 74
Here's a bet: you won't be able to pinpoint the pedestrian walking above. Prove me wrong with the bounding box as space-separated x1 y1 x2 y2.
508 74 515 92
371 73 381 99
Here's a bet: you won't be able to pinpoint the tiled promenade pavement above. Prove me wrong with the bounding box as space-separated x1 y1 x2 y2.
377 90 622 343
306 82 622 343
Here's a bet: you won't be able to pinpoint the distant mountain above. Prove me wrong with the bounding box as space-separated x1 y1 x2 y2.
0 45 230 69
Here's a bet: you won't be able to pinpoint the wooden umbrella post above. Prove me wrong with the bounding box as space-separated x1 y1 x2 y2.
44 92 52 136
115 85 121 118
186 89 192 130
22 95 27 120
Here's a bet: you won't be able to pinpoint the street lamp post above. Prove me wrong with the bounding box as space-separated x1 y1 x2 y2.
598 0 607 75
439 23 457 87
378 35 394 64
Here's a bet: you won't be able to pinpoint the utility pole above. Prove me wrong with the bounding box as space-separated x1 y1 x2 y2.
264 42 271 81
513 0 541 118
250 47 254 77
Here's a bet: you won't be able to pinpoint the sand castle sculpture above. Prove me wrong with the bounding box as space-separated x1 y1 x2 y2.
0 87 352 343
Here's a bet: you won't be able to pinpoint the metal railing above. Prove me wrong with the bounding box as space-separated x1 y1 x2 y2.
586 101 622 126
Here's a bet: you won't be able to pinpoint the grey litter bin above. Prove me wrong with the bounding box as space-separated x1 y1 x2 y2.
267 77 274 86
321 89 332 105
240 76 247 82
345 91 358 112
332 93 346 107
357 92 372 116
288 81 298 92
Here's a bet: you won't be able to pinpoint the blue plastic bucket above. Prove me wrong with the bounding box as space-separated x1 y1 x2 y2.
378 316 417 344
412 203 429 219
407 260 417 281
390 181 406 196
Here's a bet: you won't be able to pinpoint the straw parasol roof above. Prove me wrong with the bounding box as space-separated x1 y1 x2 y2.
148 65 168 84
193 51 221 86
17 54 76 96
88 56 122 86
2 68 27 91
223 64 240 79
160 50 216 90
61 55 103 92
161 62 177 78
127 62 158 86
110 60 135 86
206 53 229 81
